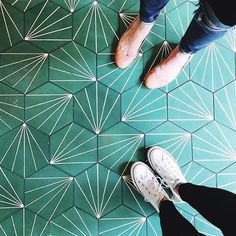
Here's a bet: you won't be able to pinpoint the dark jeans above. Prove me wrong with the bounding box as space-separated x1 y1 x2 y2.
139 0 233 53
160 183 236 236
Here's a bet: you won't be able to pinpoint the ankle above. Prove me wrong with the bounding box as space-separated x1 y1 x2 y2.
174 182 184 195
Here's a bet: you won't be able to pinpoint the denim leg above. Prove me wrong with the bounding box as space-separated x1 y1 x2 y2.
179 1 232 54
140 0 169 23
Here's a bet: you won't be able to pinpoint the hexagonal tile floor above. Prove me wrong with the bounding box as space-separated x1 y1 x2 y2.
0 0 235 235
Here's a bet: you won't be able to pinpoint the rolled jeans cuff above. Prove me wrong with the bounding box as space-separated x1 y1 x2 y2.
179 1 232 54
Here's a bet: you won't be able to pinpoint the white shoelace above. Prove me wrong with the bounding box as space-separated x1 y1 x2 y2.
143 176 168 202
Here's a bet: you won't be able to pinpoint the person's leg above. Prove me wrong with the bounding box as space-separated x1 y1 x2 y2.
179 1 231 54
178 183 236 236
115 0 169 68
160 200 204 236
144 1 233 89
130 161 203 236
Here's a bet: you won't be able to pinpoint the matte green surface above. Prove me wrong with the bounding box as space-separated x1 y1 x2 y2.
0 0 236 235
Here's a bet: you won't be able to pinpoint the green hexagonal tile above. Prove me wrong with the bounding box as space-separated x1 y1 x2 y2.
50 123 97 176
119 10 165 53
217 163 236 194
51 0 93 13
146 122 192 167
99 205 146 235
190 43 235 92
25 83 73 135
122 175 156 217
166 2 197 44
74 82 120 134
0 83 24 136
0 42 48 94
168 81 213 132
24 1 72 52
25 165 73 220
0 1 23 52
121 83 167 133
0 123 49 178
97 46 143 93
50 207 98 236
50 41 96 93
0 209 49 236
143 41 190 93
98 122 145 175
74 164 122 219
193 121 236 173
73 2 119 53
0 167 24 222
215 81 236 131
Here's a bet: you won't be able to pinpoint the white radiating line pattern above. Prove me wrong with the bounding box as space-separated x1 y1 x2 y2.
10 0 42 12
195 215 223 236
219 27 236 52
0 89 24 135
217 163 236 193
25 0 72 42
99 206 146 235
0 123 49 178
25 173 73 220
0 1 23 49
122 175 154 216
73 1 119 53
190 43 235 92
57 0 83 13
121 82 167 132
25 90 73 135
99 131 144 175
50 41 96 92
147 215 162 236
164 0 186 12
169 81 213 132
105 0 136 13
74 82 120 134
0 209 49 236
119 13 165 52
50 123 97 175
75 164 121 219
0 167 24 212
97 49 142 93
214 81 236 130
0 52 48 94
182 162 216 186
166 2 196 42
50 206 97 236
193 121 236 172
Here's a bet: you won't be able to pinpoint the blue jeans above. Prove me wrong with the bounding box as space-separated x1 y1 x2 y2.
140 0 233 54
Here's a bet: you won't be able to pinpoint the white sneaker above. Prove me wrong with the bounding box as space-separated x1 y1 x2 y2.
144 45 192 89
147 146 187 201
130 161 169 212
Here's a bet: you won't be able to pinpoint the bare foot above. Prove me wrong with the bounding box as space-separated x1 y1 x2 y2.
144 45 192 89
115 17 154 68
